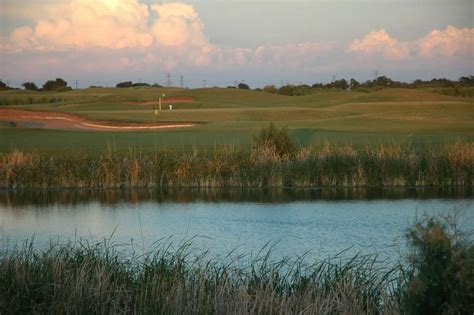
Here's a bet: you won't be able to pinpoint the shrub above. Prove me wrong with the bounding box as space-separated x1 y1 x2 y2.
253 123 295 159
403 214 474 314
238 82 250 89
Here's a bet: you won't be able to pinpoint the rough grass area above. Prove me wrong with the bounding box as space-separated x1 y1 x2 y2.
1 142 472 189
1 214 471 314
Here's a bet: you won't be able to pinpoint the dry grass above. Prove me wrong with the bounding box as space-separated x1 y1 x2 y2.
0 142 472 189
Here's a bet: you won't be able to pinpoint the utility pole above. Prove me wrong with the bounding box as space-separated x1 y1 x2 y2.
180 75 184 88
166 73 171 87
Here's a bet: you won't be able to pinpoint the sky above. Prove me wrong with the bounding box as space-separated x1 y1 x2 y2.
0 0 473 88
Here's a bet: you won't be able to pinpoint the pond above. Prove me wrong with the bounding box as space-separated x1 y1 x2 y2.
1 188 472 264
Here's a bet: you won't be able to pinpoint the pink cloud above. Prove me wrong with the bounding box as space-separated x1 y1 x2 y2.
418 25 474 57
348 29 411 60
1 0 472 80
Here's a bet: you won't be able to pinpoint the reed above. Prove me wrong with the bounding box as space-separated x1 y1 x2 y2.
0 238 401 314
1 142 472 189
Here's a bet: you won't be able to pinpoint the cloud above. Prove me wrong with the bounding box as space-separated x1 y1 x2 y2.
348 26 473 60
151 3 208 47
1 1 472 84
347 29 411 60
418 25 474 57
31 0 152 50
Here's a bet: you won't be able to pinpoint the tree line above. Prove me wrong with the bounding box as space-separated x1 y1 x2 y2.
1 75 472 94
259 75 474 96
0 78 72 92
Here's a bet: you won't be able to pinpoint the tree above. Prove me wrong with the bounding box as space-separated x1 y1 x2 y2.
43 78 68 91
458 76 474 86
0 80 8 90
278 85 294 96
263 85 278 94
238 82 250 89
116 81 133 88
334 79 349 90
349 78 360 90
311 83 324 89
22 82 39 91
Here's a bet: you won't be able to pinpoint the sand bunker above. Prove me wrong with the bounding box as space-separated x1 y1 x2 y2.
0 108 195 131
127 97 194 105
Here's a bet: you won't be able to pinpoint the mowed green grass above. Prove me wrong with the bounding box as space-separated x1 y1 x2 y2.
1 87 473 154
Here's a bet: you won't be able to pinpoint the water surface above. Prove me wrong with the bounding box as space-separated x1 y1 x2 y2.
1 189 472 264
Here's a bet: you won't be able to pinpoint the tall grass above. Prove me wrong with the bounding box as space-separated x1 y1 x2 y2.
2 213 471 314
0 142 472 189
0 238 400 314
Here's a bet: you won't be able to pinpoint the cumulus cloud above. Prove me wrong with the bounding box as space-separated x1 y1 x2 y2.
1 0 472 83
21 0 152 50
348 26 473 60
151 3 208 47
347 29 411 60
418 25 474 57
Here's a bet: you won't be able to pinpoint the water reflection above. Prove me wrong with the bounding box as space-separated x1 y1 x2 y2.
1 187 471 208
0 188 472 265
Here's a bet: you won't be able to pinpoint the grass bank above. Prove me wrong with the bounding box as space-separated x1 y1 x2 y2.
1 142 472 190
1 214 472 314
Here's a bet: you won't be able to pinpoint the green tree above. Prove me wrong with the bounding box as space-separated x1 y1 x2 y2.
22 82 39 90
263 85 278 94
42 78 68 91
0 80 8 90
116 81 133 88
349 78 360 90
238 82 250 89
278 85 294 96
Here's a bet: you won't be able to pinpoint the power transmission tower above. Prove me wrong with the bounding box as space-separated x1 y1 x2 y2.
234 80 238 87
180 75 184 88
166 73 171 87
203 80 207 88
374 70 379 79
75 80 78 90
332 75 336 82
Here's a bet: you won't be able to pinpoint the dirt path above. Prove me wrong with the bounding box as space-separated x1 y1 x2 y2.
0 108 195 131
